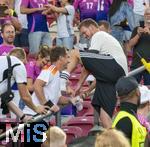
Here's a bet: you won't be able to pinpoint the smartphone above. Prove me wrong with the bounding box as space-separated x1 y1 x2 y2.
0 5 9 17
139 21 144 28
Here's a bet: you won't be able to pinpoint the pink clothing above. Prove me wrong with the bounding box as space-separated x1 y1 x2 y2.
0 16 12 25
128 0 133 7
25 60 41 81
0 44 15 55
138 113 150 133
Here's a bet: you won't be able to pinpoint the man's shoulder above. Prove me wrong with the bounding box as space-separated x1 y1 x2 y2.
42 65 58 75
10 56 24 66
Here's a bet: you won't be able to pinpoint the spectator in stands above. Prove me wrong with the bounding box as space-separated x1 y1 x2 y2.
73 0 99 49
95 128 130 147
23 46 79 116
0 48 50 122
109 0 135 43
60 19 128 128
73 0 112 49
0 0 22 32
128 7 150 85
98 20 111 33
42 126 67 147
13 0 29 48
96 0 112 22
43 0 75 50
0 23 15 55
19 45 51 110
26 45 51 93
73 0 98 23
20 0 51 54
113 76 147 146
133 0 149 27
137 85 150 133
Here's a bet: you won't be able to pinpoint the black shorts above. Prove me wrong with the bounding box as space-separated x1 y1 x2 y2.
80 50 126 117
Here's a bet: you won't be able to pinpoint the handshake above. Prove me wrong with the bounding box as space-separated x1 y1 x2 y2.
70 96 83 111
45 96 84 113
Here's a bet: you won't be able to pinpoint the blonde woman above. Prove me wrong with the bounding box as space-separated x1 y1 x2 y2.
95 129 130 147
42 126 67 147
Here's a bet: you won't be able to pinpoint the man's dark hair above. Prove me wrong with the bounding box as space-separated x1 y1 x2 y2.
1 22 15 33
50 46 67 62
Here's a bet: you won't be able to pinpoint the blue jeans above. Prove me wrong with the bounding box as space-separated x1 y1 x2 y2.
56 35 74 49
29 31 51 54
111 26 124 43
110 2 135 31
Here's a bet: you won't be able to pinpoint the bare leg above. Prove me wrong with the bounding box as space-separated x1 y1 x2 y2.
60 49 82 91
99 108 112 128
67 49 81 73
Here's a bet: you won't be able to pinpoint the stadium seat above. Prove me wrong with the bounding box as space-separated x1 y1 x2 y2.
73 64 82 74
62 126 82 144
63 116 94 136
69 73 80 87
77 101 94 117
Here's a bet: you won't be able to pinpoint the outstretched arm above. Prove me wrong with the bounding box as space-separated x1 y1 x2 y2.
74 67 90 96
17 83 49 114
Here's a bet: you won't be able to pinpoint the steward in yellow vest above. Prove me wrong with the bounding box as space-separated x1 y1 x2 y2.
113 76 147 147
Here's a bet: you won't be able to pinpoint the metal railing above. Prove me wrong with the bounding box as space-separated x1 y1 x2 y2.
0 103 71 141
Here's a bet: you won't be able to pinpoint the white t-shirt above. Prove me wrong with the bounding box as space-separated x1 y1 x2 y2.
57 5 75 38
15 0 28 29
89 31 128 75
23 65 61 115
133 0 149 15
0 56 27 95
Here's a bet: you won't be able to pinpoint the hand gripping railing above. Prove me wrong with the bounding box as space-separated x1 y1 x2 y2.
0 111 54 140
0 103 71 141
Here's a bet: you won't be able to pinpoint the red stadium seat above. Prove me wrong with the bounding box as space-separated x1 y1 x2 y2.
73 64 82 74
62 126 82 144
63 116 94 136
77 101 94 117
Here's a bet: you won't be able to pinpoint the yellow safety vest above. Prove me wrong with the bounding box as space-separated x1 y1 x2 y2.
112 111 147 147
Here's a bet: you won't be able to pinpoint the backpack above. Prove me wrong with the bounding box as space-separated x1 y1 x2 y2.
0 56 20 114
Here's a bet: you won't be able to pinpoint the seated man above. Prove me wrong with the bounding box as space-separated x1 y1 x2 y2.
23 46 80 116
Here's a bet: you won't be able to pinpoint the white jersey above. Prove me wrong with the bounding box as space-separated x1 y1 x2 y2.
14 0 28 29
89 31 128 75
133 0 149 15
0 56 27 95
23 65 61 115
57 5 75 38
